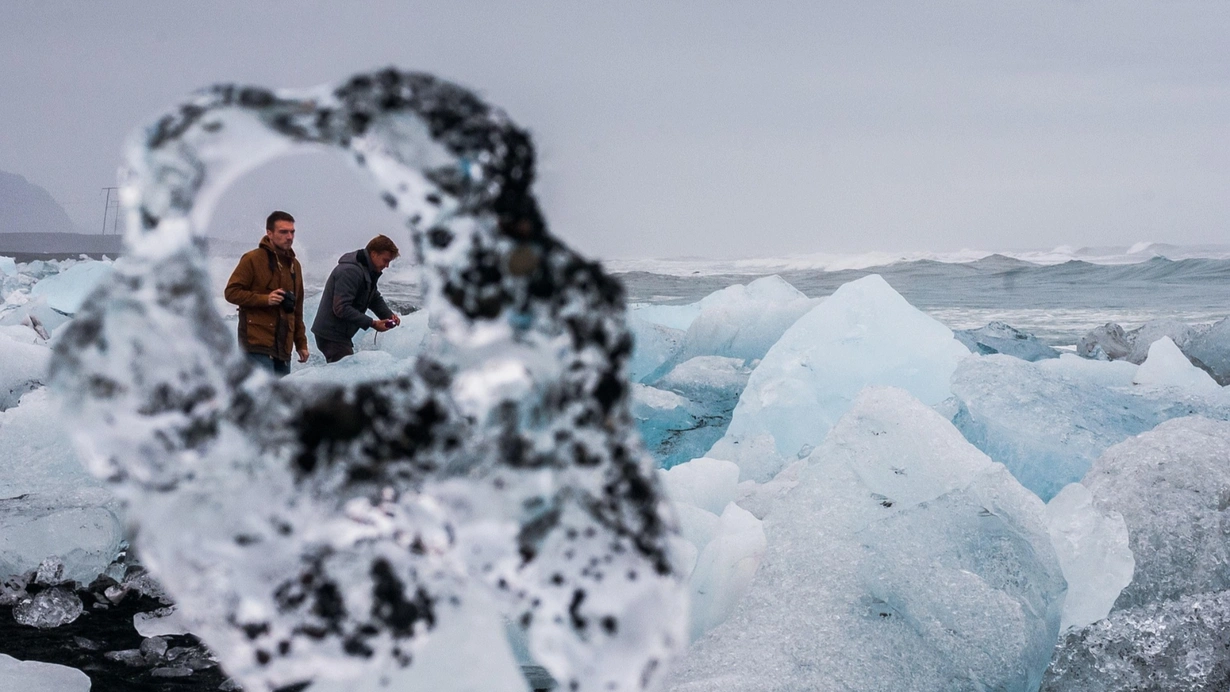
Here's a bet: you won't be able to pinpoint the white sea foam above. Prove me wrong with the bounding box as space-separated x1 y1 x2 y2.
605 243 1230 276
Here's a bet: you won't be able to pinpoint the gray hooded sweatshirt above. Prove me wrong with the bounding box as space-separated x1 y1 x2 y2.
311 249 395 344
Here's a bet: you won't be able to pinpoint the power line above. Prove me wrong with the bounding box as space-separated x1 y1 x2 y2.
100 187 118 235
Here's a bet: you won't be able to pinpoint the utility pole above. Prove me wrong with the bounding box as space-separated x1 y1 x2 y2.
100 187 118 235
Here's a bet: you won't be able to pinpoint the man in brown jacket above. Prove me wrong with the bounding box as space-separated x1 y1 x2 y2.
224 211 309 376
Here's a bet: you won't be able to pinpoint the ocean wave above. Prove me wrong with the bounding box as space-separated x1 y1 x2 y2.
604 243 1230 276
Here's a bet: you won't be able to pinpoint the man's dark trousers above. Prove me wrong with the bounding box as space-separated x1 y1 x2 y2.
316 337 355 364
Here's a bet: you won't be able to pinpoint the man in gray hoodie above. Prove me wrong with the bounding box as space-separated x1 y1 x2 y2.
311 234 402 363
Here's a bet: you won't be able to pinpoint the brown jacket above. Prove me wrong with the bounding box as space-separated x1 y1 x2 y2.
224 236 307 361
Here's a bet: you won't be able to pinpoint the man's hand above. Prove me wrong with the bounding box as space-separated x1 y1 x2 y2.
267 289 286 306
297 348 309 363
389 313 401 327
372 318 392 332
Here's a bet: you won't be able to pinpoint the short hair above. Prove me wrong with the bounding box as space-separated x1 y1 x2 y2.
366 234 400 258
266 211 295 231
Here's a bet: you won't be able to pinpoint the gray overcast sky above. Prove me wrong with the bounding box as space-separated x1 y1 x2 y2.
1 1 1227 260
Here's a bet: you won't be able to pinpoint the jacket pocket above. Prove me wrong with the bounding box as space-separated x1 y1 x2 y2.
243 311 278 349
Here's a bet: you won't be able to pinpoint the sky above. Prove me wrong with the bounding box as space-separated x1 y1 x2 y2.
0 1 1227 260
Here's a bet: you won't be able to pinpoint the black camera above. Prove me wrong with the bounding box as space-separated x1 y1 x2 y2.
280 291 296 314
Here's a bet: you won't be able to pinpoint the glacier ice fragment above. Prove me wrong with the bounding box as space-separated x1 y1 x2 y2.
29 260 114 315
710 274 968 481
627 312 684 384
669 387 1065 692
13 586 84 629
658 457 740 516
0 654 91 692
1042 590 1230 692
1185 316 1230 385
1043 483 1133 631
684 502 765 643
49 68 686 692
1132 336 1223 393
0 335 49 411
673 275 815 365
954 321 1060 361
0 389 122 586
950 354 1230 501
1083 416 1230 608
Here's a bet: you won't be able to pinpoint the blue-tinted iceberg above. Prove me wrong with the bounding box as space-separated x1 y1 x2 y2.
627 312 684 383
0 334 49 411
29 260 114 316
951 354 1230 501
636 356 754 468
654 355 752 407
710 275 968 482
1185 317 1230 385
631 303 702 332
0 389 122 586
955 321 1060 361
669 388 1065 692
631 383 711 467
675 275 814 366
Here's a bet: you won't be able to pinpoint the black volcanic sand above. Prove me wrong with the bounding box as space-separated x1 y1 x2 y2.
0 587 232 692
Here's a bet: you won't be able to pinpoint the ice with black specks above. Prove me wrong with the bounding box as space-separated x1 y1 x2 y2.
49 68 686 692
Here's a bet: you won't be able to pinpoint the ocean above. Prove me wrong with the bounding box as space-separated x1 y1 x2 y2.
358 243 1230 347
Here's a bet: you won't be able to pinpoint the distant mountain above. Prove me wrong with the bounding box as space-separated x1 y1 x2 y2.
0 170 75 234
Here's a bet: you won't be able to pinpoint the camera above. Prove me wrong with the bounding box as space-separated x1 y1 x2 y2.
280 290 296 314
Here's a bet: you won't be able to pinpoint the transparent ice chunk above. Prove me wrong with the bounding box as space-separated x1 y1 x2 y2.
1044 483 1133 631
1084 416 1230 608
12 586 84 629
1042 590 1230 692
49 69 686 692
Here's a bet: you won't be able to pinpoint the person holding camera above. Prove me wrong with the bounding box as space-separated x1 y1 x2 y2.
311 234 403 363
224 210 309 376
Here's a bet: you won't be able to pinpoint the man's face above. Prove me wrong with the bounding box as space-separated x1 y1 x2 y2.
370 250 396 272
266 220 295 252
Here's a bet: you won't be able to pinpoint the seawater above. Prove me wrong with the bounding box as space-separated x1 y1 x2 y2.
297 252 1230 349
615 255 1230 346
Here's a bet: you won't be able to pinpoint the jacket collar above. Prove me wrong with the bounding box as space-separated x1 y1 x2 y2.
357 248 381 277
259 235 295 261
